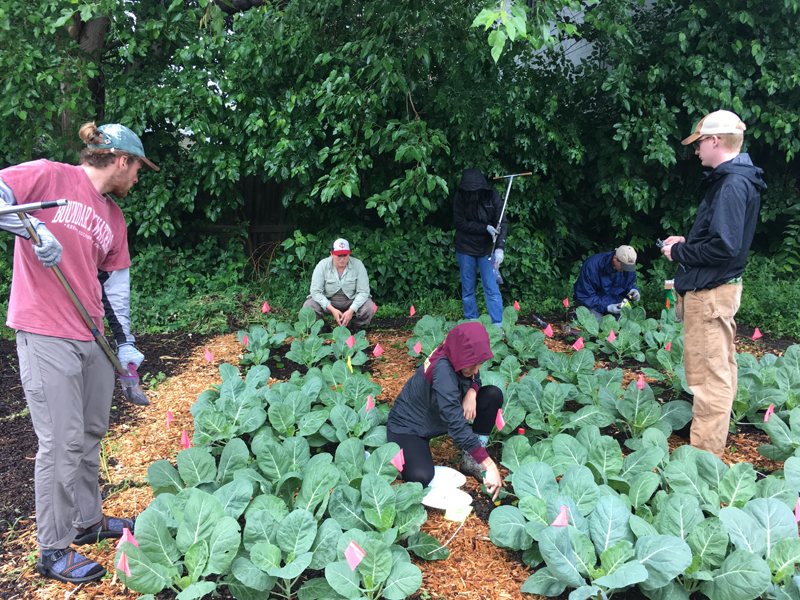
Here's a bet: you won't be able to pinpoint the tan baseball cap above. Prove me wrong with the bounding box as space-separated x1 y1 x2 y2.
681 110 746 146
615 245 637 271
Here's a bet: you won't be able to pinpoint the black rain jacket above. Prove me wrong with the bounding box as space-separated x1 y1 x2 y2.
673 153 766 294
453 169 507 257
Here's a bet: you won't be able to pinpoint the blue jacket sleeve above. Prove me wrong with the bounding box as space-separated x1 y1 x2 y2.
574 257 608 314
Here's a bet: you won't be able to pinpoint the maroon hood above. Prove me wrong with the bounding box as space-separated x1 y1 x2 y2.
423 322 494 384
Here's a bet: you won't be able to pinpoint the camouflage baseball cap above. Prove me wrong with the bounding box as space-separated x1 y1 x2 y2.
88 123 159 171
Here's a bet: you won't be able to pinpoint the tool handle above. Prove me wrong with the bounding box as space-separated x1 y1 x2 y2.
492 172 532 180
0 199 68 217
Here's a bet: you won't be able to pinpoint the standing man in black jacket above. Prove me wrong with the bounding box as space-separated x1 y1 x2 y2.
453 169 507 328
661 110 766 458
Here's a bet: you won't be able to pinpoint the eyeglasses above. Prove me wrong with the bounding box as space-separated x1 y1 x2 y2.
692 136 713 150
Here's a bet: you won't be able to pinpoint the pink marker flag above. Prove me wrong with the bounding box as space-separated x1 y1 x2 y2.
346 335 355 348
413 341 422 355
552 506 569 527
366 395 375 412
764 404 775 423
166 411 174 428
262 301 270 313
391 448 405 472
572 337 584 351
753 328 762 340
373 302 378 313
117 551 132 577
563 298 570 308
243 334 249 347
410 305 416 317
373 343 384 357
181 430 191 449
344 541 367 571
116 527 139 550
795 497 800 523
543 324 553 338
608 330 617 343
495 408 506 432
666 341 671 352
637 374 645 390
514 300 520 311
204 348 214 362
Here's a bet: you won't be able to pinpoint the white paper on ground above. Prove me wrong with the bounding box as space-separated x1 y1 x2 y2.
428 466 466 489
421 486 473 510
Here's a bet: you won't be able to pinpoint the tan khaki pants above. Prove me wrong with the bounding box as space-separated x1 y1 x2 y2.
303 290 375 328
683 284 742 458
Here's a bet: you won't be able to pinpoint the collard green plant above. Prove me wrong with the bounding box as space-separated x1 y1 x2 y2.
237 320 293 368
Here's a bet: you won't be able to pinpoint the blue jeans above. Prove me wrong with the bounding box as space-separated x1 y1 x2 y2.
456 252 503 326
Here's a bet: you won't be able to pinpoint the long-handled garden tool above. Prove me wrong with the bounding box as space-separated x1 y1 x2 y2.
3 200 150 405
489 171 532 257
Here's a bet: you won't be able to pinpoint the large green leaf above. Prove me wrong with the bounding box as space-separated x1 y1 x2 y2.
635 534 693 590
216 438 250 485
568 405 615 429
501 435 532 472
719 462 757 507
357 539 393 586
243 509 280 551
309 518 343 571
629 472 660 508
593 561 649 589
406 531 450 561
115 541 173 595
270 551 314 579
296 462 340 514
767 538 800 578
176 492 226 554
784 457 800 493
364 442 402 482
686 517 728 569
324 561 362 598
148 460 184 495
268 401 296 432
382 560 422 600
619 447 664 480
654 494 704 540
232 556 276 592
742 498 799 559
329 485 370 530
204 516 241 575
559 466 599 516
134 509 180 568
256 438 292 482
537 525 585 588
699 549 771 600
588 495 635 555
659 401 693 431
695 452 729 490
177 447 217 488
599 540 634 577
276 508 318 556
213 479 253 519
587 436 623 477
520 566 567 596
488 506 532 551
361 473 397 531
511 461 559 501
550 434 588 476
719 507 767 556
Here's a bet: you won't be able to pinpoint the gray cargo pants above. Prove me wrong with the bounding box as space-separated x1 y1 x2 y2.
17 331 114 550
302 289 375 328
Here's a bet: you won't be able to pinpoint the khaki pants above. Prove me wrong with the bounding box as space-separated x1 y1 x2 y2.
303 289 375 328
682 284 742 458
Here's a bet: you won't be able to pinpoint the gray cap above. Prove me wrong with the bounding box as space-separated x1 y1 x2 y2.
615 245 637 271
88 123 159 171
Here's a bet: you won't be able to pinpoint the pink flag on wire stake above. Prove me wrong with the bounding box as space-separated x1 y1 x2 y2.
346 335 355 349
243 335 249 347
552 506 569 527
262 301 270 313
572 337 584 351
366 395 375 412
373 343 384 357
514 300 520 311
543 324 553 338
391 448 405 472
410 305 416 317
166 411 174 428
637 374 645 390
795 497 800 523
373 302 378 313
764 404 775 423
344 541 367 571
563 298 570 308
116 528 139 550
666 341 671 352
117 552 132 577
181 430 191 449
495 409 506 432
204 348 214 362
608 330 617 343
753 328 762 340
413 341 422 355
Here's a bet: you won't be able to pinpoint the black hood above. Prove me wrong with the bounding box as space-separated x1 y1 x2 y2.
701 153 767 193
457 169 493 192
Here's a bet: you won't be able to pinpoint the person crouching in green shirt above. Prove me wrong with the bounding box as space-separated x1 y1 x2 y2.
302 238 375 330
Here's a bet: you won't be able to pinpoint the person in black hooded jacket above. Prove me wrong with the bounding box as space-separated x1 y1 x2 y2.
661 110 766 458
453 169 507 327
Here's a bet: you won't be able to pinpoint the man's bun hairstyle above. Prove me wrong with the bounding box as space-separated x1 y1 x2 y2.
78 122 139 168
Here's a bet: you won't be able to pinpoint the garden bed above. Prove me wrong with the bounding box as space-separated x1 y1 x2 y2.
0 314 797 600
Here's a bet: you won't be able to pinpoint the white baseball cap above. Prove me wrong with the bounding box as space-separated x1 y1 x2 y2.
331 238 351 256
682 110 746 145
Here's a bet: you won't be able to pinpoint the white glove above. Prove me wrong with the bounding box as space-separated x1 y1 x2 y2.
628 289 640 302
33 223 62 268
118 343 144 370
606 302 624 315
494 248 504 265
486 224 499 237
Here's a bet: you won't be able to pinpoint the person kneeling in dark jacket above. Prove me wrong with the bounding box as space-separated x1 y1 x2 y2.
573 245 639 324
387 322 504 500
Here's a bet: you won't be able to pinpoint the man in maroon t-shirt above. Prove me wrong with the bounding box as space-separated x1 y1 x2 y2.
0 123 158 584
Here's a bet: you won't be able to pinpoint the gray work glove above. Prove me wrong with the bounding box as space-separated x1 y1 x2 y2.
628 289 641 302
494 248 504 265
606 302 624 315
118 343 145 370
33 223 62 268
486 224 499 237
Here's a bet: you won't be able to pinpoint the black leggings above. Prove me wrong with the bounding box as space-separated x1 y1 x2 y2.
387 385 503 486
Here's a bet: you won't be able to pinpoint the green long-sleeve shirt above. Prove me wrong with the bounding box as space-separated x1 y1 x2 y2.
308 256 371 312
